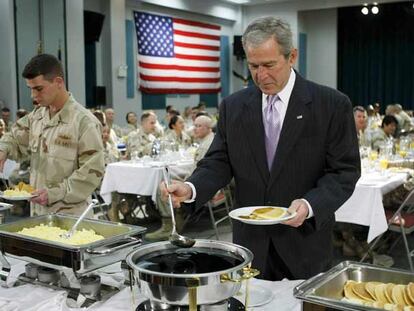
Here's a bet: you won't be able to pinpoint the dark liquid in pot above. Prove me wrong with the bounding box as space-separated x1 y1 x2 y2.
136 247 243 274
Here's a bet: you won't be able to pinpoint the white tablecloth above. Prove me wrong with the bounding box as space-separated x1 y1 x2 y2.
0 258 302 310
100 160 194 204
335 172 409 242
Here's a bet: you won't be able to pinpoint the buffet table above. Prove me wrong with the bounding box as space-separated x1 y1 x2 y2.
335 171 410 242
0 258 302 310
100 160 194 204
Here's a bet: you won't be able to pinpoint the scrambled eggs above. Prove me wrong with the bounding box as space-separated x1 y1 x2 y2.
17 224 104 245
3 182 35 197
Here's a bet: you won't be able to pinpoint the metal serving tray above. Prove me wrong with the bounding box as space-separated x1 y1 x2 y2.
294 261 414 311
0 214 146 277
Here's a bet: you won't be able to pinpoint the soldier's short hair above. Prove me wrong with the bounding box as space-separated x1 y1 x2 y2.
22 54 64 81
141 111 155 122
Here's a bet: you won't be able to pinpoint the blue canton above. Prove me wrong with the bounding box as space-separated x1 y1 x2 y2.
134 11 175 58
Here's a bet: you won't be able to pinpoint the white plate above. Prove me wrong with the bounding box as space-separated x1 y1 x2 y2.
234 284 274 307
0 193 36 201
229 206 296 225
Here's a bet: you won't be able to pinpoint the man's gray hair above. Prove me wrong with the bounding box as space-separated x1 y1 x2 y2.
242 16 293 58
195 115 213 129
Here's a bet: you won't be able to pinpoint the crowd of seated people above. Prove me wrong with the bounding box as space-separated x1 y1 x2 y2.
335 102 414 259
85 103 216 233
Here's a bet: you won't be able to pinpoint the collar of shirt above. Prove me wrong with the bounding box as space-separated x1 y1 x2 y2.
261 68 296 128
39 93 74 126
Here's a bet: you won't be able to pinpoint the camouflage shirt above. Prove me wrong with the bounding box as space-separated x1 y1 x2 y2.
0 94 105 215
126 129 156 157
165 130 192 147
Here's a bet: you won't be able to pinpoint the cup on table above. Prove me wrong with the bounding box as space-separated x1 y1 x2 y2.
131 151 140 163
369 150 378 161
379 158 388 170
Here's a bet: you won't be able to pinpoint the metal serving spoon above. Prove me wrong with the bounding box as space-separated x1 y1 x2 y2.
162 167 195 248
60 199 99 239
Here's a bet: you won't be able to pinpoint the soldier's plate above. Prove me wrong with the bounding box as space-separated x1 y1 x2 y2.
229 206 296 225
0 192 36 201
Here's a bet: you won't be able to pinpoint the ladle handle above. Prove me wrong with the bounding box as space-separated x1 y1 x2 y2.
162 167 177 230
67 199 99 235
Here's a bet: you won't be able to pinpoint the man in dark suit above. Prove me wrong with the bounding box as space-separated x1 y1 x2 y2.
163 17 360 280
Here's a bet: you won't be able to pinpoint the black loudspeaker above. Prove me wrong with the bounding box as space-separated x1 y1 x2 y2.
233 35 245 59
84 11 105 43
94 86 106 106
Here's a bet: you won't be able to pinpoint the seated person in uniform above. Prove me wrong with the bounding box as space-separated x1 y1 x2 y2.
126 111 158 158
371 115 398 151
165 115 192 148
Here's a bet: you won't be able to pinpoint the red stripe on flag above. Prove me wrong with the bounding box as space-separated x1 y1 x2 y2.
140 86 221 94
174 41 219 51
175 53 219 62
139 62 220 72
140 74 220 83
174 29 220 41
173 18 221 30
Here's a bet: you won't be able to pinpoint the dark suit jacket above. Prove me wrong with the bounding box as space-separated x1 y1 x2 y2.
187 73 360 279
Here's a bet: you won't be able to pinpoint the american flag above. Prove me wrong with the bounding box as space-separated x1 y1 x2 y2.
134 11 221 94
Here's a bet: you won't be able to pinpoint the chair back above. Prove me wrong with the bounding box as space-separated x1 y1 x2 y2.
387 188 414 226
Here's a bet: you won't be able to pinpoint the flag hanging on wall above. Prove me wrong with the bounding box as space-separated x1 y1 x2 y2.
133 11 221 94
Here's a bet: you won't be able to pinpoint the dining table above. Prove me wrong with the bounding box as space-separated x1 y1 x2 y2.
335 169 411 242
99 159 195 204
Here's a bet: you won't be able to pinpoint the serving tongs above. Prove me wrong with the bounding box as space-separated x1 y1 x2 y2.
60 199 99 239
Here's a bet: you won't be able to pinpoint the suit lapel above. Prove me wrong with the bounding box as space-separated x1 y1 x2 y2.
268 74 312 188
241 87 269 184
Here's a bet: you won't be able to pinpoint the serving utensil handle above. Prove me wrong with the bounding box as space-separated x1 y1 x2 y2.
67 199 99 236
86 236 142 255
162 167 177 230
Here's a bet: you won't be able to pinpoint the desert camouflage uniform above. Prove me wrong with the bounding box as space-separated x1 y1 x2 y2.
103 141 120 164
126 129 156 157
371 128 390 151
121 123 137 137
0 93 105 216
165 130 192 148
109 123 123 138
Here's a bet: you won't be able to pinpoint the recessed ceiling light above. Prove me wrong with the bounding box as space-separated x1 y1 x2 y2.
371 5 379 14
361 6 369 15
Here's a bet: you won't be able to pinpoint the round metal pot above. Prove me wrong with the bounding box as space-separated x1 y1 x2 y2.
126 239 256 306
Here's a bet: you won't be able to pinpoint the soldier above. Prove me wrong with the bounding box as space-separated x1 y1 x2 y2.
1 108 11 132
126 111 157 158
0 54 105 216
122 112 138 136
104 108 123 139
165 115 192 147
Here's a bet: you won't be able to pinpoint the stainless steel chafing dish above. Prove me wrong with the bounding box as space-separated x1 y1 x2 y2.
0 213 146 281
126 239 258 310
294 261 414 311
